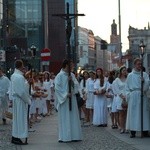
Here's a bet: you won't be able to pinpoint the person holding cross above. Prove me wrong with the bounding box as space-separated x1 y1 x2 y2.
54 59 82 142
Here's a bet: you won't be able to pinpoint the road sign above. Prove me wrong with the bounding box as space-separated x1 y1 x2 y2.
0 50 6 62
41 48 51 61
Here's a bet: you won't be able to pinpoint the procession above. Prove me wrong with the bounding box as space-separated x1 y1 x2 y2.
0 57 150 150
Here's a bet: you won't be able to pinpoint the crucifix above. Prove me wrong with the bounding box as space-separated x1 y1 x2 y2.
52 2 85 111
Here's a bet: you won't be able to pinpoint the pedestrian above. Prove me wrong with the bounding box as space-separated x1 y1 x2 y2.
105 71 115 128
126 58 150 138
0 67 10 124
80 71 89 122
93 68 107 127
54 59 82 142
10 60 31 145
114 66 127 134
85 70 95 125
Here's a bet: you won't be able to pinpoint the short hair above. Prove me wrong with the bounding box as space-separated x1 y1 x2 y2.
15 59 23 69
61 59 73 69
134 58 141 65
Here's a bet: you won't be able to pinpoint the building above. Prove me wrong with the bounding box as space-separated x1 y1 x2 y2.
47 0 78 73
128 25 150 72
77 26 89 69
0 0 44 74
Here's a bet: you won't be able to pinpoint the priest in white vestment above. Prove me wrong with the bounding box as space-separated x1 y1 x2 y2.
54 60 82 142
126 58 150 138
0 67 10 124
10 60 31 144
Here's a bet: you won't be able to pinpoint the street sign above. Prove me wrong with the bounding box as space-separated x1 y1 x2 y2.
0 50 6 62
41 48 51 61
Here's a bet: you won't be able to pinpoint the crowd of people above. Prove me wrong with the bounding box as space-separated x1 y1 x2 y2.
0 57 150 145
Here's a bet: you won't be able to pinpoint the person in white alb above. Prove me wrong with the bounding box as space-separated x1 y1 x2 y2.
10 60 31 145
126 58 150 138
54 59 82 142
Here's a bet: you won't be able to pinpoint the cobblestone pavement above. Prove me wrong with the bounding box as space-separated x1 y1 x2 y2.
0 121 21 150
67 125 138 150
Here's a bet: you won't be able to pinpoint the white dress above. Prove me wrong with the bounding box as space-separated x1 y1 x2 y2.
114 77 126 110
93 79 107 125
126 69 150 131
111 80 118 113
86 78 95 109
55 69 82 141
106 82 113 109
43 80 52 100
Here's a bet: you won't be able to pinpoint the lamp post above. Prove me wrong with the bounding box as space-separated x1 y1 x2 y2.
139 40 146 138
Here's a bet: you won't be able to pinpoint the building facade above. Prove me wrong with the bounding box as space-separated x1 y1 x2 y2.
128 26 150 73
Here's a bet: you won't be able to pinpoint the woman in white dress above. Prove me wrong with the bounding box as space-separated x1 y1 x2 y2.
80 71 89 122
115 66 127 133
93 68 107 127
85 71 95 124
43 71 53 115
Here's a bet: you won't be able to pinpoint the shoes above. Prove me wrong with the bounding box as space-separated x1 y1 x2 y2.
120 129 125 134
2 118 6 125
130 134 136 138
11 137 28 145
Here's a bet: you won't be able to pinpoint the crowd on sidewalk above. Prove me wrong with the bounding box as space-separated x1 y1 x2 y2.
0 57 150 146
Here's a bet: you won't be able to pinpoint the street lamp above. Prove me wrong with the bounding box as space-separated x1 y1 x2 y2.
30 44 36 58
139 40 146 138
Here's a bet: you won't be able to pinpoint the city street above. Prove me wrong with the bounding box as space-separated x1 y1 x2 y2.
1 111 150 150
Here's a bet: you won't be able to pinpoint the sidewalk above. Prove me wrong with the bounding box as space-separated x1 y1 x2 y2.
1 110 150 150
21 113 73 150
20 111 150 150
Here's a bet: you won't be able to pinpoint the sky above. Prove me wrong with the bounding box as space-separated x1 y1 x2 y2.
78 0 150 52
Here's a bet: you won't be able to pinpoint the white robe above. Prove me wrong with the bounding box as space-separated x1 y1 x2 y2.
0 75 10 119
54 69 82 142
114 78 126 110
126 69 150 131
93 79 107 125
10 69 31 138
85 78 95 109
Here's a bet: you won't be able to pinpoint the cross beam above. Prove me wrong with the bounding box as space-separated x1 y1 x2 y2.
52 2 85 111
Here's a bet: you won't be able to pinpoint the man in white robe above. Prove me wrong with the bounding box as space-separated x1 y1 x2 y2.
10 60 31 145
0 67 10 124
54 59 82 142
126 58 150 138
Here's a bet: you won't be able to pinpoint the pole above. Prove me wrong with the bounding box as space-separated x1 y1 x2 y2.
66 3 72 111
141 52 144 138
118 0 122 64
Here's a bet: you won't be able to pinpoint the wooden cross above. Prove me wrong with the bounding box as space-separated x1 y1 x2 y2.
52 2 85 111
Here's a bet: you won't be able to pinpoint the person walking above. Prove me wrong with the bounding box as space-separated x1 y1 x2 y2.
10 60 31 145
54 59 82 142
126 58 150 138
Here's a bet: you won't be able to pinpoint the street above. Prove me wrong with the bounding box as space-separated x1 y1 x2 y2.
0 111 150 150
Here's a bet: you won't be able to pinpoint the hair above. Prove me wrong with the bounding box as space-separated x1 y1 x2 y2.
0 66 2 71
119 66 126 78
96 68 104 87
44 71 50 81
134 58 141 65
82 71 89 87
15 59 23 69
127 67 132 73
61 59 73 69
108 71 114 84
